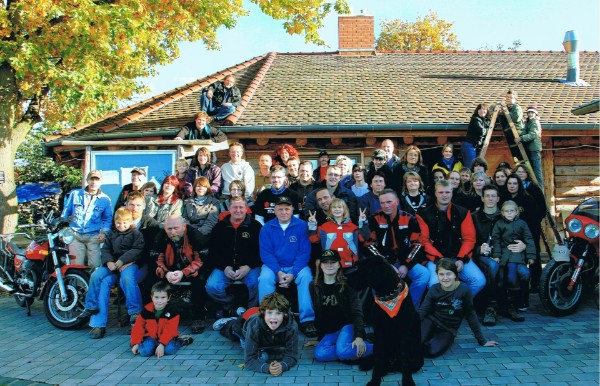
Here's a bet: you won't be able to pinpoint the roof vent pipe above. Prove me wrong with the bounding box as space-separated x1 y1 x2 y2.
560 30 589 86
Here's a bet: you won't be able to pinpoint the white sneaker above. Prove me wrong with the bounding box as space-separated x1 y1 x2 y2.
212 317 237 331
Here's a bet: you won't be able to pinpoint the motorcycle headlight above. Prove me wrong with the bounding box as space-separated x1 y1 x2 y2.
584 224 599 239
59 228 75 245
567 218 583 234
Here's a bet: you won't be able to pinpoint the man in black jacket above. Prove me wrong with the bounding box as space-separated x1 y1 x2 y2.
199 75 242 121
206 197 262 311
174 112 227 142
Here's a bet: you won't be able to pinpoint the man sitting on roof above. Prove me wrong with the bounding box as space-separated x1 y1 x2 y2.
199 75 242 122
174 112 227 143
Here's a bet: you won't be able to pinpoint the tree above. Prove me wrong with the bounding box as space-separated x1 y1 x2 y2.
479 39 523 51
0 0 349 233
375 11 459 51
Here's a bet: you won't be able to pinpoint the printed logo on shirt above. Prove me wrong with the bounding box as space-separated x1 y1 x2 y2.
241 232 250 239
289 236 297 243
322 294 339 307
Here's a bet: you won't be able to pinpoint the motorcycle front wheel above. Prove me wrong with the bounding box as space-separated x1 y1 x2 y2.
44 271 90 329
539 259 584 316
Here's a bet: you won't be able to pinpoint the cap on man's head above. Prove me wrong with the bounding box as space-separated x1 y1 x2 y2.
372 149 386 160
87 170 102 180
320 249 340 263
318 150 329 158
131 167 146 176
526 105 538 115
274 196 293 206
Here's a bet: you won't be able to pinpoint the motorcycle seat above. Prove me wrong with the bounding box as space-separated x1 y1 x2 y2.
9 241 26 256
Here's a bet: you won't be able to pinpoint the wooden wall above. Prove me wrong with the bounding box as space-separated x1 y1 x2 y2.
553 138 600 216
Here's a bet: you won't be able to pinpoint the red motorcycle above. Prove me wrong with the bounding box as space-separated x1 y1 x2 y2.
0 211 90 329
539 196 600 316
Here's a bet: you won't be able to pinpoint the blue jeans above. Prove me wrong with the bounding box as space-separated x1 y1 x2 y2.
258 265 314 323
427 259 486 297
461 141 478 169
477 256 500 293
394 263 430 308
199 92 236 120
206 268 260 308
313 324 373 362
138 337 182 357
526 150 543 190
86 265 142 328
502 262 530 290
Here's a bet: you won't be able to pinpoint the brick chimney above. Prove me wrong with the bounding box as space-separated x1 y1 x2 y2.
338 14 375 56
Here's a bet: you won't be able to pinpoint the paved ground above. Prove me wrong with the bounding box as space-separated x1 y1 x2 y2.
0 292 597 386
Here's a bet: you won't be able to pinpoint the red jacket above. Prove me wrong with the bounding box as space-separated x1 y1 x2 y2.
130 302 180 346
155 226 203 278
309 218 368 268
416 203 475 263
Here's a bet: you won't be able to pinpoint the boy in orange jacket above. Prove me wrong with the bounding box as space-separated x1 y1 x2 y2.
130 281 193 357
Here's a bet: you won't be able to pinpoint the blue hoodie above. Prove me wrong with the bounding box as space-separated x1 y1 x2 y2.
259 216 310 277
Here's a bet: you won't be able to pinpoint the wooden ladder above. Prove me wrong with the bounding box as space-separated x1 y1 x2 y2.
482 104 563 246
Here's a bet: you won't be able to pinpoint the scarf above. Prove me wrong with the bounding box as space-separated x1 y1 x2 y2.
270 185 287 195
441 156 455 171
164 231 194 271
373 283 409 318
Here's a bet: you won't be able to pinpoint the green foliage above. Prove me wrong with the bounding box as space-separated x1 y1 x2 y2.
15 124 81 192
479 39 523 51
376 11 460 51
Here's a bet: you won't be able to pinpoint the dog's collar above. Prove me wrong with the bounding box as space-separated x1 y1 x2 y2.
373 284 409 318
376 282 404 302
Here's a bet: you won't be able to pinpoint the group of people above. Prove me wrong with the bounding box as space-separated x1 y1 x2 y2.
58 89 547 373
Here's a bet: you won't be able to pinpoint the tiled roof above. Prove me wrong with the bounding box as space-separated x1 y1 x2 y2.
48 50 599 143
236 51 599 126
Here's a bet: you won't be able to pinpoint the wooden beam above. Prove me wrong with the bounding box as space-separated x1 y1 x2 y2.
555 165 599 176
555 186 600 197
82 145 92 188
555 176 600 187
542 139 556 244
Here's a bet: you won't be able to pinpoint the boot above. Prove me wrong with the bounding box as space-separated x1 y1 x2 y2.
483 305 497 326
504 290 525 322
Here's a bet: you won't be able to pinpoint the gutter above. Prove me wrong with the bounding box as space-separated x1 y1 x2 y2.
571 100 600 115
43 129 179 153
44 122 599 154
226 123 600 132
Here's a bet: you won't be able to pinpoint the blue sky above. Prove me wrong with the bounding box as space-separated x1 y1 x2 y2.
134 0 599 102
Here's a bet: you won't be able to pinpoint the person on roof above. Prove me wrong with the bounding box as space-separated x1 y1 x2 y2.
199 75 241 122
174 112 227 142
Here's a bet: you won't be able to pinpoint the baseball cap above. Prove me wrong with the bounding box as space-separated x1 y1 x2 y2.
320 249 340 263
131 167 146 176
274 196 293 206
87 170 102 180
373 149 386 159
318 150 329 157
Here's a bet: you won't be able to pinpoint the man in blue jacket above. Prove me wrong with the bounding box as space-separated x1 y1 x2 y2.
61 170 113 268
258 195 316 337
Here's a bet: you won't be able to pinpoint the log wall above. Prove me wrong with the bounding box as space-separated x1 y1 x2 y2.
553 143 600 216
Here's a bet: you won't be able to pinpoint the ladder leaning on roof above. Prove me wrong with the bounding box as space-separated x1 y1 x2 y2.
480 103 564 247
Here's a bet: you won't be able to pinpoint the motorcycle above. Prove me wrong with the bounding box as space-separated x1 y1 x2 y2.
0 211 90 329
539 196 599 316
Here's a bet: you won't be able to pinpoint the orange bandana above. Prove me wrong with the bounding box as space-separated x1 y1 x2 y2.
374 284 409 318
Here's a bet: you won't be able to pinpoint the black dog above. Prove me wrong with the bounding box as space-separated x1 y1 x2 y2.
356 254 424 386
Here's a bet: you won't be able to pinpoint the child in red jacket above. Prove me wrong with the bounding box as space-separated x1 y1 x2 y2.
131 282 193 357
